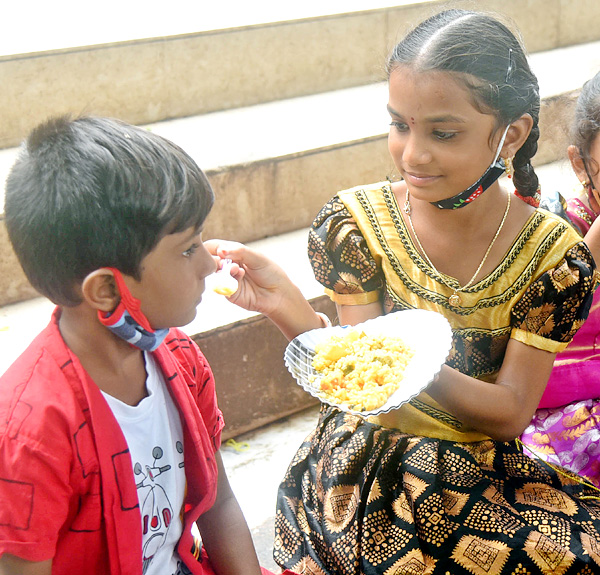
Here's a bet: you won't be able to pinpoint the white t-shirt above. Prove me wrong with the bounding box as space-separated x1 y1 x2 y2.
102 353 187 575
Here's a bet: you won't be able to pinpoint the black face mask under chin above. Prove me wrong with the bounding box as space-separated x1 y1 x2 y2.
429 125 510 210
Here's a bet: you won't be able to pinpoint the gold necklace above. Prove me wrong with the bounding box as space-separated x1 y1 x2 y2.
403 189 511 307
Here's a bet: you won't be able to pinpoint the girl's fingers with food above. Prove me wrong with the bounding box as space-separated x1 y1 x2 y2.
204 240 281 285
203 239 290 314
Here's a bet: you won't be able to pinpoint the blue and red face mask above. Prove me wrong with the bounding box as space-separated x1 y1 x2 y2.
97 268 169 352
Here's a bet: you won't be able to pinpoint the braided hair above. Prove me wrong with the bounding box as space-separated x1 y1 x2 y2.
387 9 540 202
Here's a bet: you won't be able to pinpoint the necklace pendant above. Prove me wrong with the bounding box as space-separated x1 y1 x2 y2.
448 292 461 307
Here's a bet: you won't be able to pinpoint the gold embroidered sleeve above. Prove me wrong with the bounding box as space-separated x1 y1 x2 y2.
511 242 596 351
308 195 383 301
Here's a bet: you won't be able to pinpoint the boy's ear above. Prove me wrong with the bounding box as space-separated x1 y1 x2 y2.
500 113 534 159
81 269 120 312
567 144 588 183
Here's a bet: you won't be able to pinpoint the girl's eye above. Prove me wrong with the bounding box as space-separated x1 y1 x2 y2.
433 130 457 141
390 121 408 132
183 243 199 258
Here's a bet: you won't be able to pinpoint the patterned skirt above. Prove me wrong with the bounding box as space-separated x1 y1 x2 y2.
274 406 600 575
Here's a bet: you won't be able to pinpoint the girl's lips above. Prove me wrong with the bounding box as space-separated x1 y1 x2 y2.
403 171 441 187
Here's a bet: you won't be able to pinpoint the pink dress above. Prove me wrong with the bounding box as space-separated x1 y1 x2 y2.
521 196 600 485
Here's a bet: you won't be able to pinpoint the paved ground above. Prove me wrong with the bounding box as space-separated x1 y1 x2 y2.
221 405 320 571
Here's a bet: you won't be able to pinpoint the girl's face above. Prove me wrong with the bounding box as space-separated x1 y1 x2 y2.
590 135 600 189
387 66 504 204
568 133 600 203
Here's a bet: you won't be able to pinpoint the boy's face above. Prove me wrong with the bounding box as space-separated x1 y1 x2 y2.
125 227 217 329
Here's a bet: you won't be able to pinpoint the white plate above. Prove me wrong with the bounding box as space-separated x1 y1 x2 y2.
284 309 452 416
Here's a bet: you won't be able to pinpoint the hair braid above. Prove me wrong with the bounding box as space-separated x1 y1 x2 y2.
512 119 540 199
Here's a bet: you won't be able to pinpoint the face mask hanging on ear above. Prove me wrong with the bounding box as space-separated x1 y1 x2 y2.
97 268 169 352
430 124 511 210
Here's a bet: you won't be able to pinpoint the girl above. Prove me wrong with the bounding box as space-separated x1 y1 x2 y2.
521 70 600 487
263 9 600 575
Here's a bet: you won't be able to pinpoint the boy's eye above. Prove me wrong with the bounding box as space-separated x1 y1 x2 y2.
433 130 457 141
390 121 408 132
183 243 199 257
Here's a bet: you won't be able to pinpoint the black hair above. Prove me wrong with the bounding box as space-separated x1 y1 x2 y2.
572 70 600 181
387 9 540 199
4 115 214 306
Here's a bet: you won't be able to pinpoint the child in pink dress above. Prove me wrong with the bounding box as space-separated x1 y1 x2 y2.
521 70 600 485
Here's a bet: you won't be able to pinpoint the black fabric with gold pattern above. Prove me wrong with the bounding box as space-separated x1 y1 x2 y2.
308 197 381 295
274 406 600 574
511 244 595 343
278 185 600 574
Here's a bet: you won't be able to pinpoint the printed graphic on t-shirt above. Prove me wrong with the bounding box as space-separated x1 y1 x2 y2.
134 441 185 574
174 560 193 575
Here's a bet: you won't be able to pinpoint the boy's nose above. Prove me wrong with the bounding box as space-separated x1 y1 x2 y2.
206 255 218 276
199 248 218 278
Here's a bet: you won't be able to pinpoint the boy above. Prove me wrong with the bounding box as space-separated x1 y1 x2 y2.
0 116 269 575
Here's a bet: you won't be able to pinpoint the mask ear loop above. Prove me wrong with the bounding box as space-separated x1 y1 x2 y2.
98 268 153 332
96 268 169 352
497 46 513 168
495 124 511 169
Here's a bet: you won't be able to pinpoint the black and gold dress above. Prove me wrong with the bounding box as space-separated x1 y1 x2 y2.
274 182 600 575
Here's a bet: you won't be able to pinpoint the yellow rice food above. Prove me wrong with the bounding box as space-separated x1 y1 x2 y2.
312 329 414 412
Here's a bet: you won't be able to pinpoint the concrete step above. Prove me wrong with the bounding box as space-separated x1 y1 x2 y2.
0 158 582 440
2 0 600 149
2 39 600 308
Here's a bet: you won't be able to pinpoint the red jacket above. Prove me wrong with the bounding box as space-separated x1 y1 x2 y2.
0 308 224 574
